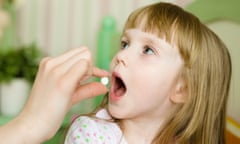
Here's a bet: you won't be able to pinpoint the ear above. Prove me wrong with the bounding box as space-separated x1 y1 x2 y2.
170 78 187 104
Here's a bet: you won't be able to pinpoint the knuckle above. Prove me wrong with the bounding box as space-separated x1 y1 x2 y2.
39 57 53 72
82 48 92 60
39 57 50 66
79 46 88 50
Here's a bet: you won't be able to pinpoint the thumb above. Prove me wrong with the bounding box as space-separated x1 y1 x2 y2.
72 82 108 104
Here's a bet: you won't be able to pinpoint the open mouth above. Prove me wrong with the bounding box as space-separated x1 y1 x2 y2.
111 72 126 99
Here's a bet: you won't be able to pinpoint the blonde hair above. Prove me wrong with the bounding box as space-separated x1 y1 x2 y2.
121 2 231 144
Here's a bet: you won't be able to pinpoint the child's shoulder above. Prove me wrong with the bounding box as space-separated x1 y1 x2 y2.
71 109 115 128
70 113 116 132
65 109 125 144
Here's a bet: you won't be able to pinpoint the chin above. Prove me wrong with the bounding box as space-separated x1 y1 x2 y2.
107 103 127 119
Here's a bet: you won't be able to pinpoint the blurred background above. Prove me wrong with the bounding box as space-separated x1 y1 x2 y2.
0 0 239 143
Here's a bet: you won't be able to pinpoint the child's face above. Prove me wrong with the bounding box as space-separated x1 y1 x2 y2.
108 28 184 120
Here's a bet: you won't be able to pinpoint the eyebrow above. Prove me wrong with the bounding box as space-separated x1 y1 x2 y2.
122 31 156 44
121 32 129 40
121 31 164 52
142 37 156 47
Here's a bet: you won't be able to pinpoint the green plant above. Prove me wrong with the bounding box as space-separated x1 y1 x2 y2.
0 43 43 83
4 0 14 4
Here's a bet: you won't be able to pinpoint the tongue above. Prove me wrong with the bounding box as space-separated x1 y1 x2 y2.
115 87 125 97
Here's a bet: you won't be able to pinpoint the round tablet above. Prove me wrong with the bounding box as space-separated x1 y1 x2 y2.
101 77 109 85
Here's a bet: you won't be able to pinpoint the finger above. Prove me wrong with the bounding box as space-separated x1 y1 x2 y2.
80 67 108 83
37 47 90 76
92 67 110 78
62 57 110 85
54 48 92 76
61 60 90 89
51 47 89 66
37 57 52 75
74 66 110 84
72 82 108 104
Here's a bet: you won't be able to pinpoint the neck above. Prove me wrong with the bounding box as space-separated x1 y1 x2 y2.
120 117 164 144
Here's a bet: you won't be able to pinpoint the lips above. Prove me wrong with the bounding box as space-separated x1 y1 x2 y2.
110 72 126 101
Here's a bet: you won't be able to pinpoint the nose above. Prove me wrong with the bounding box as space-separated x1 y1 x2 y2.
114 50 127 66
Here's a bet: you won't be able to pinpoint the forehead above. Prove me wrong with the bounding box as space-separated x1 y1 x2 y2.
122 28 180 55
122 28 163 45
123 6 177 44
124 27 166 52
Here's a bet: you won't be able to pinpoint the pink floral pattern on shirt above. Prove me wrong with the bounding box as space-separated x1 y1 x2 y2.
64 109 127 144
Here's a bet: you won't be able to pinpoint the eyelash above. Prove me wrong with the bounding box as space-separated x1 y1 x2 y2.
143 46 155 55
120 39 156 55
120 40 129 50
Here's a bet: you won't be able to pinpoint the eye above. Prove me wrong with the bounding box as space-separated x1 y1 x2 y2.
120 40 129 50
143 46 155 55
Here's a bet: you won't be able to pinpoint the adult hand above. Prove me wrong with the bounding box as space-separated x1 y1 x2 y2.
1 47 109 143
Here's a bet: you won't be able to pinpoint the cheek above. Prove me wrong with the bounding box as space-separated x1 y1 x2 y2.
129 77 169 111
109 56 117 71
130 68 176 98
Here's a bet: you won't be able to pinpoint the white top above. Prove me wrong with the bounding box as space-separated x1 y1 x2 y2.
64 109 128 144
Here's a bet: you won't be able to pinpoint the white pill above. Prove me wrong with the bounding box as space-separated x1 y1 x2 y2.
101 77 109 86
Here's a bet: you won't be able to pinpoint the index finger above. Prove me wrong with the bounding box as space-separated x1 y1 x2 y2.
92 67 110 78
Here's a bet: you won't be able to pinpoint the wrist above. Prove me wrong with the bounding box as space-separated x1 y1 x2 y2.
0 113 45 144
15 112 47 143
16 115 42 143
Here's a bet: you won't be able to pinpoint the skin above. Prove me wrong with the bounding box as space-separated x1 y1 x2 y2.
0 47 109 144
108 29 184 143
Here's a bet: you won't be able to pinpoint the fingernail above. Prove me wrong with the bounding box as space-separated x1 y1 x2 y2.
102 70 110 75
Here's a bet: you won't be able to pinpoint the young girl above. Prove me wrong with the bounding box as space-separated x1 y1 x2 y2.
65 2 231 144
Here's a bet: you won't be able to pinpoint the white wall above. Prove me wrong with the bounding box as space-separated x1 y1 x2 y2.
15 0 160 56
